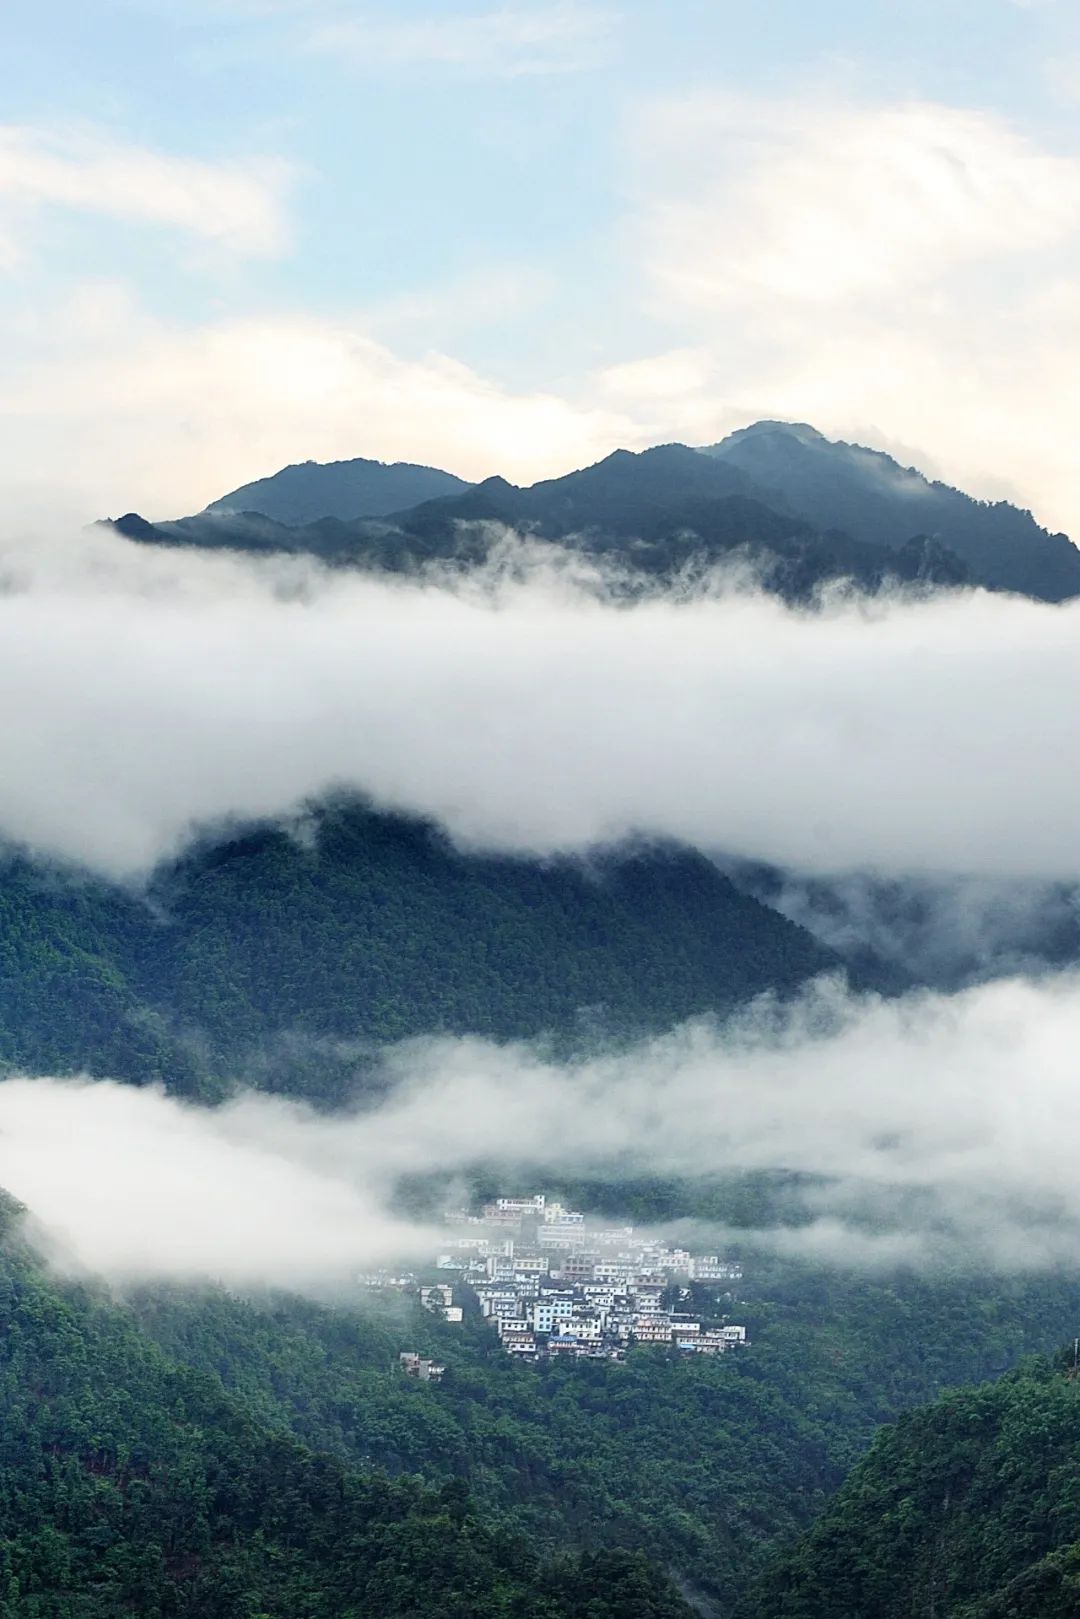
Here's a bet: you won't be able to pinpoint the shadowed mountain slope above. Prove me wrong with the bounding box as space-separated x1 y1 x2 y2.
205 454 471 522
745 1353 1080 1619
109 440 973 598
705 420 1080 601
112 425 1080 600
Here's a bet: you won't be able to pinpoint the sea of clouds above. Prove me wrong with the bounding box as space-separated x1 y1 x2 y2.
0 519 1078 883
1 521 1079 1287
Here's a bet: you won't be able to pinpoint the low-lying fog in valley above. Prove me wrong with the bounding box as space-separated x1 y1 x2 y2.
1 522 1079 1293
4 969 1080 1289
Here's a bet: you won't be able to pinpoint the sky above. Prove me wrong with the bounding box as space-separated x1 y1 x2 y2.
1 0 1079 527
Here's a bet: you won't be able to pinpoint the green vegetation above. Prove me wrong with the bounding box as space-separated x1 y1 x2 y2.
1 1167 1079 1614
128 1257 1080 1610
0 802 834 1098
0 1202 689 1617
745 1353 1080 1617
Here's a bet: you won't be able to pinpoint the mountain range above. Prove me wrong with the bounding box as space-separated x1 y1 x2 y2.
7 420 1080 1618
108 421 1080 603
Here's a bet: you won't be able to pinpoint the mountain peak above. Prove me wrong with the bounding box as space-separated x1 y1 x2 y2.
718 420 827 448
704 419 1080 600
204 456 471 525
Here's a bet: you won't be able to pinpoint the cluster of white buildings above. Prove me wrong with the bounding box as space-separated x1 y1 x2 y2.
431 1193 748 1364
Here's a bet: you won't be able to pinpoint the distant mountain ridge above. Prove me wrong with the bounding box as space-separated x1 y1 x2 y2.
206 454 471 522
108 422 1080 603
704 420 1080 600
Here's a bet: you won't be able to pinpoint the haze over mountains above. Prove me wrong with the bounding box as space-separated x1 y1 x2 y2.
6 414 1080 1619
109 420 1080 603
15 422 1072 1102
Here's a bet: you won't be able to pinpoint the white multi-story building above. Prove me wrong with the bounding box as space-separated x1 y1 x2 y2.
477 1288 519 1319
530 1296 574 1333
485 1253 517 1280
501 1330 538 1357
633 1317 674 1344
399 1353 445 1383
563 1313 603 1342
558 1252 597 1282
591 1259 625 1280
537 1227 579 1250
690 1257 744 1283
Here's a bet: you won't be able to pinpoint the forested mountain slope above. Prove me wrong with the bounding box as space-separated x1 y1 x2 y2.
0 802 836 1098
0 1196 688 1618
705 420 1080 601
126 1255 1080 1611
745 1354 1080 1619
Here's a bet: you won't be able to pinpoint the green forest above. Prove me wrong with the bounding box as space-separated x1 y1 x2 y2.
125 1259 1080 1610
748 1353 1080 1618
0 1195 690 1618
0 801 834 1100
2 1166 1080 1616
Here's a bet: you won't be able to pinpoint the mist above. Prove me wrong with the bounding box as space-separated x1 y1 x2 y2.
6 971 1080 1285
1 521 1080 886
746 870 1080 986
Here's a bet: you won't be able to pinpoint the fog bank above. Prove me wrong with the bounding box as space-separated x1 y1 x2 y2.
1 524 1080 884
5 973 1080 1283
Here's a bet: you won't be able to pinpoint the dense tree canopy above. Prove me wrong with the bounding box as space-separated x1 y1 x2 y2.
0 803 834 1100
746 1354 1080 1618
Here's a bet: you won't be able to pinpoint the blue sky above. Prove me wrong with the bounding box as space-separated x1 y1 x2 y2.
1 0 1079 527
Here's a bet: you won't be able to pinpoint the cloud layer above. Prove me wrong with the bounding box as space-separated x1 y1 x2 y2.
3 527 1080 882
0 291 638 519
7 971 1080 1284
0 127 291 265
310 3 614 78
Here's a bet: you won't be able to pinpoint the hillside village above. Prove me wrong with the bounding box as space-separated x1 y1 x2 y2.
372 1193 749 1369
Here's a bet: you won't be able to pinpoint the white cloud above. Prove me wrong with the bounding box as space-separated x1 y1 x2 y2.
623 93 1080 536
0 127 292 262
11 972 1080 1283
309 3 615 77
640 96 1080 310
0 285 638 517
0 1077 439 1288
1 534 1080 882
